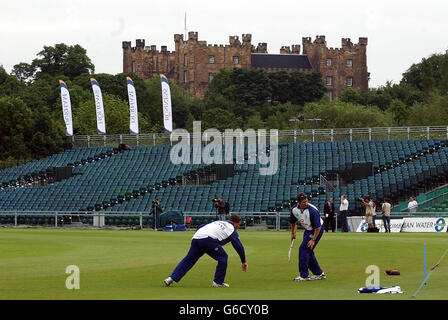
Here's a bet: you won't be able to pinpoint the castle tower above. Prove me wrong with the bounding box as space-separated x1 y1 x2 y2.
302 35 368 100
174 31 252 97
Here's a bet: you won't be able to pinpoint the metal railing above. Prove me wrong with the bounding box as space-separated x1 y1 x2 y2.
1 210 446 231
71 126 448 148
0 211 292 230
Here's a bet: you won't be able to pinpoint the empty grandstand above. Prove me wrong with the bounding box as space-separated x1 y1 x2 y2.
2 128 448 230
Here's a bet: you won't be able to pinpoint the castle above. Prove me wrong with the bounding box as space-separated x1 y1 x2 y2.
122 32 368 100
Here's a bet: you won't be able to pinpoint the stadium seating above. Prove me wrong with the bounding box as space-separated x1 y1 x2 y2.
1 138 448 227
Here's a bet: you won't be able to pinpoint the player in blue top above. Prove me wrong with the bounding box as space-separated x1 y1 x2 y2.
289 192 326 281
164 214 248 288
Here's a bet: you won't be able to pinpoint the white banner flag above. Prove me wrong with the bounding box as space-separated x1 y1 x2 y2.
90 78 106 134
160 74 173 132
59 80 73 136
126 77 139 134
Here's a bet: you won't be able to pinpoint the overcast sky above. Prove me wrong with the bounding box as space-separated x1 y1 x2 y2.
1 0 447 88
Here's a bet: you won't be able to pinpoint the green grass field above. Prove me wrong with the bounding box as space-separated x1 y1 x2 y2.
0 228 447 300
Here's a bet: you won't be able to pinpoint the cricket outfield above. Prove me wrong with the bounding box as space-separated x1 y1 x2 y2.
0 228 447 300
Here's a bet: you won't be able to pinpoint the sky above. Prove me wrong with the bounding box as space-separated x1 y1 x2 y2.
1 0 447 88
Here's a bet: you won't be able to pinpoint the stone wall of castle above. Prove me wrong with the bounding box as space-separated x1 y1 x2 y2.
302 36 368 100
122 39 176 81
173 32 253 97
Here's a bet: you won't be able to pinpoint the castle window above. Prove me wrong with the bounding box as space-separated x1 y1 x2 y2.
184 71 188 83
131 61 136 73
326 58 332 67
346 59 353 67
184 54 187 66
326 76 333 86
208 56 215 64
233 56 239 65
208 73 214 83
346 77 353 87
327 90 333 101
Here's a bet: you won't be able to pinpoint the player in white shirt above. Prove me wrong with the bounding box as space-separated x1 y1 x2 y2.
164 214 248 287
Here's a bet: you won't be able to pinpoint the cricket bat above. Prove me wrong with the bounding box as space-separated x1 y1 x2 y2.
288 224 297 261
288 238 295 261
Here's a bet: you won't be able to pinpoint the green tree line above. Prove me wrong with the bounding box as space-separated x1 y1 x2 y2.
1 43 447 165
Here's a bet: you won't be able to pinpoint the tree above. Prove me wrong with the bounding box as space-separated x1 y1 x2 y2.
388 99 409 126
201 108 243 131
288 71 326 106
29 106 65 158
32 43 95 80
20 75 59 112
0 69 27 99
401 52 448 96
73 93 150 135
340 88 364 105
11 62 35 83
301 100 395 129
407 93 448 126
0 96 35 160
268 71 291 104
0 65 8 84
244 113 265 130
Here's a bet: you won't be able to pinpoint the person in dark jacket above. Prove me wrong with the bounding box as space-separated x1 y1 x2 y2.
323 197 336 232
214 198 227 221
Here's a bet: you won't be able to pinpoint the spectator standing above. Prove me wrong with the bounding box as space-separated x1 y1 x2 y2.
362 196 375 230
371 198 377 228
381 198 391 233
151 198 161 230
407 197 418 213
214 198 227 221
339 195 349 232
323 197 336 232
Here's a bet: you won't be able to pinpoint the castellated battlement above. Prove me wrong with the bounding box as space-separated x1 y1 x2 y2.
254 42 268 53
280 44 301 54
188 31 198 41
174 34 184 43
327 47 342 53
341 38 353 49
314 35 326 44
358 37 368 45
302 36 368 53
242 34 252 44
280 46 291 54
341 37 368 50
122 39 174 54
229 35 241 46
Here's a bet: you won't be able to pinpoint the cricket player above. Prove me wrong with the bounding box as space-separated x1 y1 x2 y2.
289 192 326 281
164 214 248 287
